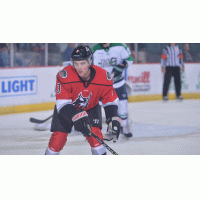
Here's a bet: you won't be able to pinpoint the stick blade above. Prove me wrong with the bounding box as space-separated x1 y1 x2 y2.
29 117 43 123
29 115 53 124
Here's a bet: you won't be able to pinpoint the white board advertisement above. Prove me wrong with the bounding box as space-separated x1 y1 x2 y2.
127 63 200 96
0 66 63 107
127 64 163 95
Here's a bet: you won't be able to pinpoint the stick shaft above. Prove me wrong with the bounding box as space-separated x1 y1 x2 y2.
29 115 53 124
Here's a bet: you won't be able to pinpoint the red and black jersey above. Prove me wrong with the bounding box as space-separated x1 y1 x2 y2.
56 65 118 112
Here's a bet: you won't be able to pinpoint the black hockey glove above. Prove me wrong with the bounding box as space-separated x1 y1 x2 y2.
112 60 128 82
104 117 122 143
118 60 128 69
114 60 128 71
72 111 92 137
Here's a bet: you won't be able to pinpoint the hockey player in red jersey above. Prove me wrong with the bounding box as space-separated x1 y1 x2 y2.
45 45 122 155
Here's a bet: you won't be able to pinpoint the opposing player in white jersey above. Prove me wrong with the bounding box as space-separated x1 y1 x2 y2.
92 43 134 138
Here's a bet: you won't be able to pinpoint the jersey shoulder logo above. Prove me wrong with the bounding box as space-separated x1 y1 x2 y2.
72 92 92 109
59 70 68 78
106 71 112 81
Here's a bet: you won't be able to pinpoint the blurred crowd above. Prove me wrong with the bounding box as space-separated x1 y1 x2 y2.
1 43 200 67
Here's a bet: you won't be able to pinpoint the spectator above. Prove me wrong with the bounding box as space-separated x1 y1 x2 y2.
0 43 9 67
161 43 185 101
0 43 24 67
62 43 76 62
31 43 45 52
126 43 135 60
183 43 196 62
48 43 60 53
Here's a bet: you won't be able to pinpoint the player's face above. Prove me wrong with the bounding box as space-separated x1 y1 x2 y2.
73 60 91 80
102 43 110 48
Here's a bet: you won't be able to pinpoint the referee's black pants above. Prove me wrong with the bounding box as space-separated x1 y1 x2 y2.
162 66 181 98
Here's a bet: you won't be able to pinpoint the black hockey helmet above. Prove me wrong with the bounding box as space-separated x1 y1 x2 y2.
71 45 93 63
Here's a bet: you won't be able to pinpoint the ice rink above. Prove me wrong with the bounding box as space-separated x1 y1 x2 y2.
0 99 200 155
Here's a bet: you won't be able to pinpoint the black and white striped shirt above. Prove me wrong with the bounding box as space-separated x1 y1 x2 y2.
161 45 184 67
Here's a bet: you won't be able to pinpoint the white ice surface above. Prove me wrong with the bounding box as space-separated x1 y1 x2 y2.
0 99 200 155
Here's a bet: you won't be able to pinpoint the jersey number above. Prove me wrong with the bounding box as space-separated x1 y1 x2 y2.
57 83 61 94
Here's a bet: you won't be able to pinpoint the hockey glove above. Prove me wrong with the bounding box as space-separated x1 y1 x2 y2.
112 60 128 82
72 111 92 137
115 60 128 71
104 117 122 143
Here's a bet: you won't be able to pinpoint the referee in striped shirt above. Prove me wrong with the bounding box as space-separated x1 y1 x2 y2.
161 43 185 101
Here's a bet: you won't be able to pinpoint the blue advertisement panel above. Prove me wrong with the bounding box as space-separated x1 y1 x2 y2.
0 76 38 97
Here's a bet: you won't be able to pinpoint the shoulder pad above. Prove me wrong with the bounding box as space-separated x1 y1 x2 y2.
57 65 74 83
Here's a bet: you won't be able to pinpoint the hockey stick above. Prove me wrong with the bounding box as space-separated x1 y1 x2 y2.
89 130 118 155
29 115 53 124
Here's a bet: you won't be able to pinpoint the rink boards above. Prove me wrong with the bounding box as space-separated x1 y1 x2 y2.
127 63 200 101
1 63 200 115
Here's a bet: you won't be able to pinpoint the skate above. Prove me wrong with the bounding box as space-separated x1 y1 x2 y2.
121 127 133 138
